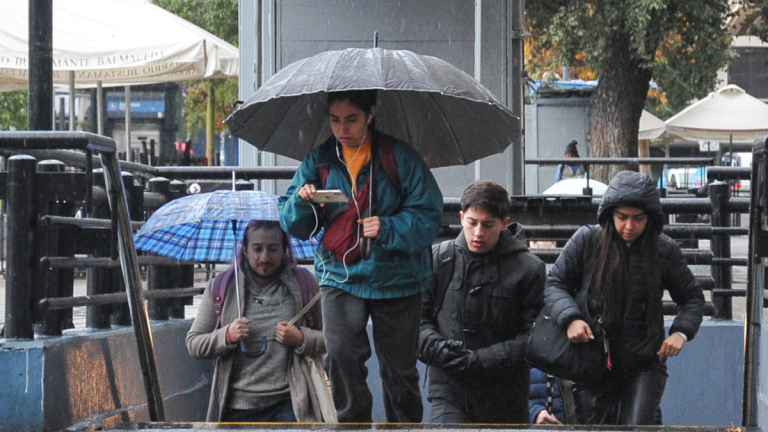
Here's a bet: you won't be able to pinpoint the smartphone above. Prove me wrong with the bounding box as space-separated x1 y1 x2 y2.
312 189 350 203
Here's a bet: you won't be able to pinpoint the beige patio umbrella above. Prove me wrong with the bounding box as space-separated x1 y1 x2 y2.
665 85 768 142
638 110 666 174
639 110 666 140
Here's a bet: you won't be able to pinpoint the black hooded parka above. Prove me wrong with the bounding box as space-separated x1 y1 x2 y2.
545 171 705 374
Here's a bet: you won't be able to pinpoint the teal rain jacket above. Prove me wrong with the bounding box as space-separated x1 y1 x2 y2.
279 135 443 299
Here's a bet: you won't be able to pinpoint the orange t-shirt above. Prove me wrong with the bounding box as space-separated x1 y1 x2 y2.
341 139 371 194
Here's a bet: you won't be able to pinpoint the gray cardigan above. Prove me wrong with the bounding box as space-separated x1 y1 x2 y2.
186 262 326 422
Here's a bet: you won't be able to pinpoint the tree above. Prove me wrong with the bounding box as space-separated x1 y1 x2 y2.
0 91 28 131
153 0 238 165
526 1 768 182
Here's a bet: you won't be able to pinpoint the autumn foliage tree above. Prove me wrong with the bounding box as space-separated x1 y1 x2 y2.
526 1 768 182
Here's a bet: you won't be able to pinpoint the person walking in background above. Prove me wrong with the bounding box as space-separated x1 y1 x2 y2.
419 180 545 423
545 171 705 425
185 220 327 422
279 89 443 423
555 140 586 182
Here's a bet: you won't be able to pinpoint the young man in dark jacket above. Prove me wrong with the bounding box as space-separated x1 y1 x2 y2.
419 180 546 423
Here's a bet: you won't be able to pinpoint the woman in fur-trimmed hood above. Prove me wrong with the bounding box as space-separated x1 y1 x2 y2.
544 171 705 425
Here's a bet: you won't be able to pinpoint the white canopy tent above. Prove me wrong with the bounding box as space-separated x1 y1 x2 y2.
665 84 768 142
0 0 238 157
0 0 238 91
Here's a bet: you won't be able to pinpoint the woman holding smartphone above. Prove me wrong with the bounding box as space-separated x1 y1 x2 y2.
279 89 443 423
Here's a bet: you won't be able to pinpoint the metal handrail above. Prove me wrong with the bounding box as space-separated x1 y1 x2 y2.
0 131 166 422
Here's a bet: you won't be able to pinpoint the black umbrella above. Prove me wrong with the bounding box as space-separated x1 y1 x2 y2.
226 47 520 258
225 47 520 169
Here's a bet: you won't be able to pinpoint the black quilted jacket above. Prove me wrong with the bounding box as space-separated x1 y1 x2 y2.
545 171 705 372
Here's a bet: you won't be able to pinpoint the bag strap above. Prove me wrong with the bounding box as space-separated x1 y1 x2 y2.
431 240 463 317
576 227 601 319
292 266 318 328
211 267 235 329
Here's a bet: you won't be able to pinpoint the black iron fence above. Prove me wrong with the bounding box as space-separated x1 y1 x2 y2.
0 131 166 422
0 148 756 336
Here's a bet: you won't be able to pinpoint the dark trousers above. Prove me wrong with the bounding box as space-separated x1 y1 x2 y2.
221 399 296 422
321 286 423 423
573 361 667 425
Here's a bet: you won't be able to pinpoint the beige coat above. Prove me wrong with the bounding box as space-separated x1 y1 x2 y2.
185 262 327 422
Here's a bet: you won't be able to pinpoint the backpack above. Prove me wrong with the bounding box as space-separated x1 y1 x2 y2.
430 240 464 317
211 264 317 329
317 133 401 262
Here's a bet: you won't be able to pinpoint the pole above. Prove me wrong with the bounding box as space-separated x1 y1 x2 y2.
709 181 732 319
125 86 132 161
28 0 53 131
5 155 38 338
147 178 171 320
97 81 104 135
473 0 482 181
507 0 525 194
206 82 215 166
69 72 76 131
742 137 766 427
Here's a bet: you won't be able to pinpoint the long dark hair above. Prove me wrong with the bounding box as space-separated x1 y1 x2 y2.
594 209 663 336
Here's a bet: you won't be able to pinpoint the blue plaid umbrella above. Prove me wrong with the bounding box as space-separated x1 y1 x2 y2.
134 190 319 262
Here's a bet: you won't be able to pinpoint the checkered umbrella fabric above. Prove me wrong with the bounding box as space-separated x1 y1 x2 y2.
134 190 319 262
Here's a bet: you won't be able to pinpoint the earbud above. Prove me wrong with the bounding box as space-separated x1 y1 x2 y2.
367 116 372 126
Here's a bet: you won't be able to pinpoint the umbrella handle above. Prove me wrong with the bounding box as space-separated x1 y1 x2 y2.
360 125 377 261
360 237 373 260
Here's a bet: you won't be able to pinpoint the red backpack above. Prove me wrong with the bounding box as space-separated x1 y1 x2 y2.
211 264 317 329
318 134 401 263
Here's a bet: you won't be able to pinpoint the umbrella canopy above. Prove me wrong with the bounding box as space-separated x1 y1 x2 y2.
0 0 238 92
639 110 666 140
134 190 319 262
543 178 608 196
226 47 519 169
665 85 768 141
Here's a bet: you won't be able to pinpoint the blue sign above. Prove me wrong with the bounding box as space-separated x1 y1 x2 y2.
106 97 165 118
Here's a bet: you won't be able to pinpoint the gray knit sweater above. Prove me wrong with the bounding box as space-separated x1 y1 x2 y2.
227 267 296 409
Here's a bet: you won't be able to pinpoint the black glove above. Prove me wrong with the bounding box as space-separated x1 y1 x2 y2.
442 350 483 378
433 339 467 367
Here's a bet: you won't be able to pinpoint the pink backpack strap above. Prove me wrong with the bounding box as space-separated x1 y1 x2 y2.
294 266 318 329
211 267 234 329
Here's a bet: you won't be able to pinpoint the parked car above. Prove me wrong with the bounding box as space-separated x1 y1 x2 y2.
661 166 707 190
660 165 749 193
